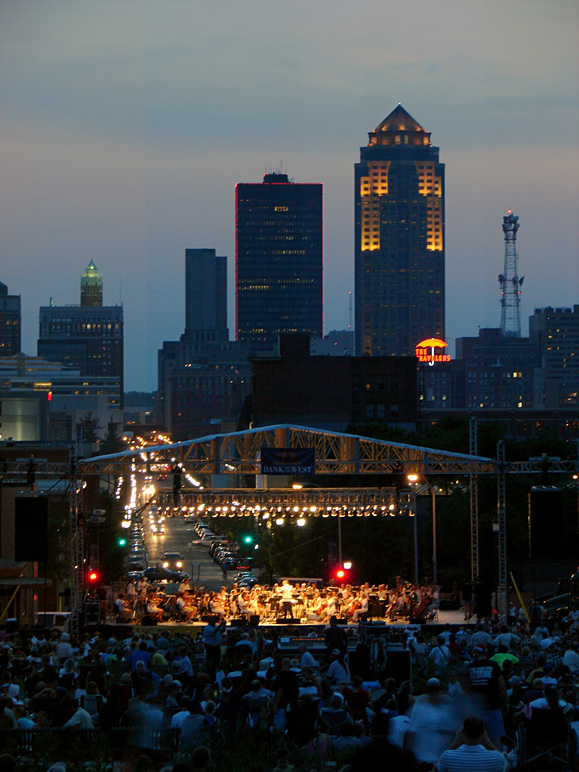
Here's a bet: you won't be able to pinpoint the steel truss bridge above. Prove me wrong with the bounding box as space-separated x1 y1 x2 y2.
2 425 577 631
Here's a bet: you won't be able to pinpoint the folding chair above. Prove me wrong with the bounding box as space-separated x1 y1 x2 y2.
516 707 571 770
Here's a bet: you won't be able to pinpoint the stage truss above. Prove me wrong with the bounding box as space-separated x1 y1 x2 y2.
2 425 577 627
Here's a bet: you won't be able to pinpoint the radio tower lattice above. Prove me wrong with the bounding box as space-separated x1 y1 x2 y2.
498 210 524 337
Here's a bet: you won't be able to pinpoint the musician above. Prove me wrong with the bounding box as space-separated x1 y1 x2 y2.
146 591 164 622
351 594 369 622
280 579 295 620
325 591 338 619
208 591 226 621
126 579 137 605
377 584 389 602
113 592 133 621
237 589 252 620
137 576 149 598
178 577 191 594
176 592 194 622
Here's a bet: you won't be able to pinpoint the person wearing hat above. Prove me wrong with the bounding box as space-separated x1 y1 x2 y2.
468 644 508 751
324 649 350 687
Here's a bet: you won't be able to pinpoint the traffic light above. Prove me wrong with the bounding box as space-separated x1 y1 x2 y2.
243 535 254 545
117 536 127 548
333 564 351 583
87 569 101 585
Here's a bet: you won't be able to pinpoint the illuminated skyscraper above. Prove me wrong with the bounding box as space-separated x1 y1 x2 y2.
235 173 323 355
355 105 445 356
80 260 103 307
38 264 123 403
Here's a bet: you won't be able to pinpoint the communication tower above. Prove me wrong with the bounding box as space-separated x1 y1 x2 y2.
498 210 524 337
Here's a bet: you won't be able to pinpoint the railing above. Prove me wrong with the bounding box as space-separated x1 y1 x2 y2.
0 727 179 761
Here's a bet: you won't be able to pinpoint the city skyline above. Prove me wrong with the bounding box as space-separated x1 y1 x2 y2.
1 1 577 391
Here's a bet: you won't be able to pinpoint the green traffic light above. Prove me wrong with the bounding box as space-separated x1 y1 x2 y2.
243 535 254 544
118 537 127 547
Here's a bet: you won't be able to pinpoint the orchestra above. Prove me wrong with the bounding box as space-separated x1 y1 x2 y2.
122 577 440 625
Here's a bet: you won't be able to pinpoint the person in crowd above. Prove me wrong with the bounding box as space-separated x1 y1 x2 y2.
429 635 451 672
406 677 454 765
437 716 508 772
325 649 350 687
202 616 225 677
468 644 508 751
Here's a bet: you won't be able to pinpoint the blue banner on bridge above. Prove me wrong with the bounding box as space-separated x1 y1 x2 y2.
260 447 315 475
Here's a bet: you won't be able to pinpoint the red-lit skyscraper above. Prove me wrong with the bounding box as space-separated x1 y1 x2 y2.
0 281 21 356
235 173 323 355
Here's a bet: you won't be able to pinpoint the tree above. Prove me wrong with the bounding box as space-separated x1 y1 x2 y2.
78 412 102 444
99 422 125 455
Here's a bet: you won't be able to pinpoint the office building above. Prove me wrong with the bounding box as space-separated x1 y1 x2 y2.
310 330 355 357
455 328 539 410
530 305 579 407
38 262 123 404
185 249 228 337
235 173 323 355
0 282 21 357
0 353 122 443
355 105 445 356
251 334 416 431
158 249 251 439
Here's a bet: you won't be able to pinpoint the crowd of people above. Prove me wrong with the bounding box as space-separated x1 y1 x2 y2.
1 607 579 770
113 577 441 626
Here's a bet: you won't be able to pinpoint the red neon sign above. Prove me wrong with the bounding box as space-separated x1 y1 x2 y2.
415 337 451 365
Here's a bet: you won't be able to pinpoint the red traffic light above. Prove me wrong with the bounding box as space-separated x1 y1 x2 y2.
87 570 100 584
336 569 345 579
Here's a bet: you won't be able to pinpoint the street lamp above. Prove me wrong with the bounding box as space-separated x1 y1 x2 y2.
408 473 438 586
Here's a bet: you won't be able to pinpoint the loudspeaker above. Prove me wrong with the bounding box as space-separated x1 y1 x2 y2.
249 615 260 628
141 615 158 626
529 487 563 559
276 617 300 625
15 497 48 562
230 618 245 627
85 602 100 624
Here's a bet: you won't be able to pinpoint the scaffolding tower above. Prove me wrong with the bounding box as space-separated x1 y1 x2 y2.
498 210 523 337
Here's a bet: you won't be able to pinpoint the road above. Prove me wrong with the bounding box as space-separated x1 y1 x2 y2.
142 511 230 591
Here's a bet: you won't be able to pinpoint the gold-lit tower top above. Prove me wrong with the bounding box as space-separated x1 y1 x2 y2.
368 104 431 147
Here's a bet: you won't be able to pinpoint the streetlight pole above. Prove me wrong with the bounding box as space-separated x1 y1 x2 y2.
338 511 343 567
408 474 437 586
411 493 419 587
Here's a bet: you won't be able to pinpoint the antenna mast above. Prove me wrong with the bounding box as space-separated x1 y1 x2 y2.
498 210 523 337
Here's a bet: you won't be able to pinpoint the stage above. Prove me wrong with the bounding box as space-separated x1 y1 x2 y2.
89 608 473 640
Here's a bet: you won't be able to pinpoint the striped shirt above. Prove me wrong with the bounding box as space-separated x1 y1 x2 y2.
438 744 507 772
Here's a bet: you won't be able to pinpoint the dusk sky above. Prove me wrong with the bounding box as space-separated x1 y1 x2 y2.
1 0 578 392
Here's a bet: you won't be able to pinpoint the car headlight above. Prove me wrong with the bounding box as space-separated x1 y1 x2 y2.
162 562 169 568
176 562 182 568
